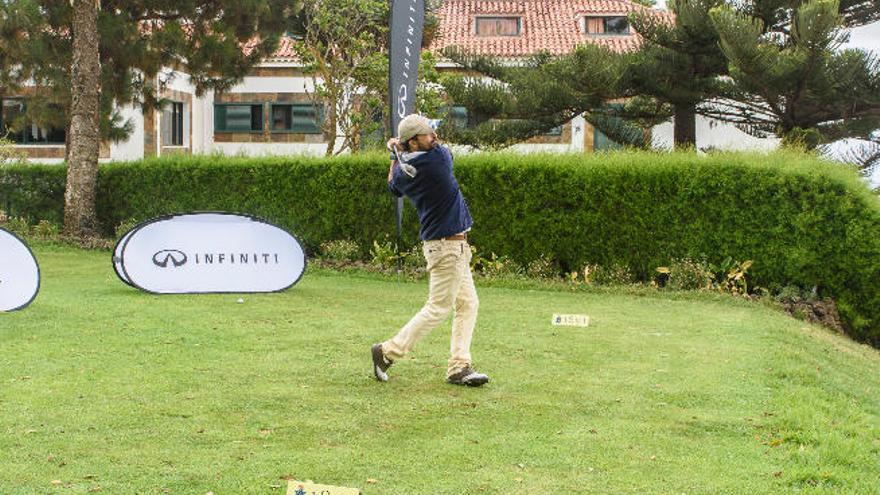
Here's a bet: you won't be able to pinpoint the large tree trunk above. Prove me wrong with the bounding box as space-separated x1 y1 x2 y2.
673 102 697 150
63 0 101 238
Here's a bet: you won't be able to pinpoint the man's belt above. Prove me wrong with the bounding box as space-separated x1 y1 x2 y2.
441 233 467 241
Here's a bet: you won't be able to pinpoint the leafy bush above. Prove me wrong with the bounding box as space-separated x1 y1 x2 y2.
2 150 879 346
709 258 753 295
0 137 26 166
584 263 637 286
0 216 31 237
525 255 558 279
472 250 521 278
369 238 426 277
320 239 361 262
32 219 60 239
659 258 714 291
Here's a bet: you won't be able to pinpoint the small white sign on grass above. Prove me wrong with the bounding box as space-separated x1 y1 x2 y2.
286 480 360 495
552 314 590 327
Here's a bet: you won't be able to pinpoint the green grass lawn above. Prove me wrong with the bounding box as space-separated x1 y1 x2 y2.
1 244 878 494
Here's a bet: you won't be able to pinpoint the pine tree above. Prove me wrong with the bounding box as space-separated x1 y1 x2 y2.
710 0 880 148
627 0 729 149
1 0 301 237
64 0 101 236
439 44 635 150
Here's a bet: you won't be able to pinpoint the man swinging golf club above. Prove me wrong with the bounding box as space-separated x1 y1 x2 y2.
371 114 490 387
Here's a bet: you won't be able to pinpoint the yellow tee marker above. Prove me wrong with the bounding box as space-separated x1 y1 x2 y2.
286 480 360 495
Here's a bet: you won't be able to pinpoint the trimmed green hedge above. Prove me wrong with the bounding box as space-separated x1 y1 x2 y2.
2 151 879 346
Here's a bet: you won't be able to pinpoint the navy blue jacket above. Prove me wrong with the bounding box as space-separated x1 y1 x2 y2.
388 145 473 241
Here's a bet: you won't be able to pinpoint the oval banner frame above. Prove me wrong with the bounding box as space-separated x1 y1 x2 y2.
0 227 41 312
112 227 136 287
114 212 307 294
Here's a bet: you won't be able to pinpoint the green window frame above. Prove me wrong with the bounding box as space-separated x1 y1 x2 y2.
214 103 264 132
270 103 323 134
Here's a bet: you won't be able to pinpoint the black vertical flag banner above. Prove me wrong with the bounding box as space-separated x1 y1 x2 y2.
389 0 425 276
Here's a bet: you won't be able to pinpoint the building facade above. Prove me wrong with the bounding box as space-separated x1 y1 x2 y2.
0 0 777 163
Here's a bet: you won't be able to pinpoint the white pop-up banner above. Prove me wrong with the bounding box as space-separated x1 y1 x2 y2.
114 212 307 294
0 228 40 312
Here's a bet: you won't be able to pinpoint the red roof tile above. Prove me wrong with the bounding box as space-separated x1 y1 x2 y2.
429 0 670 58
265 0 670 62
266 36 298 60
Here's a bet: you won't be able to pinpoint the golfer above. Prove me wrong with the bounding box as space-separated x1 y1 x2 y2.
371 114 489 387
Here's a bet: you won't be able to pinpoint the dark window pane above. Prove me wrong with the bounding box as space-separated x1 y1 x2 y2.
0 98 65 144
605 17 629 34
544 125 563 136
272 105 293 130
43 125 66 144
1 98 26 143
251 104 263 131
172 102 183 145
215 104 262 132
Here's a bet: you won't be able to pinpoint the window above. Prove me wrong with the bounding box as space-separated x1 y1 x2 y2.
583 16 630 35
475 16 521 36
544 125 563 136
594 127 623 150
214 104 264 132
162 101 185 146
0 98 66 145
271 103 322 134
449 106 470 130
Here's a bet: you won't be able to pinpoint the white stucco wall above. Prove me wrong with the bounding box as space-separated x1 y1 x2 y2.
211 142 330 157
230 76 319 94
651 115 780 152
109 104 145 161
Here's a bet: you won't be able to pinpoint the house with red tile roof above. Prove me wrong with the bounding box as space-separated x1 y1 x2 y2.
426 0 666 152
430 0 658 58
2 0 773 162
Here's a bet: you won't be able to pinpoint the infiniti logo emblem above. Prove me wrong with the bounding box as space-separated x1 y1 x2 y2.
153 249 188 268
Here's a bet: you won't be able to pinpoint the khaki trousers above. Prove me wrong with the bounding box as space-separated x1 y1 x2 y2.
382 238 479 377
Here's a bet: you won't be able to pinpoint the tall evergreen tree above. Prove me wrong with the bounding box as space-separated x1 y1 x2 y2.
627 0 728 149
2 0 301 237
710 0 880 148
64 0 101 236
440 44 636 150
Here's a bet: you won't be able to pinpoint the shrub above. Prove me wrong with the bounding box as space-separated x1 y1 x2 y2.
0 216 31 237
320 239 361 262
660 258 714 291
584 263 637 286
368 238 425 277
525 255 558 279
32 219 60 239
0 137 26 166
473 250 521 278
2 150 879 346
